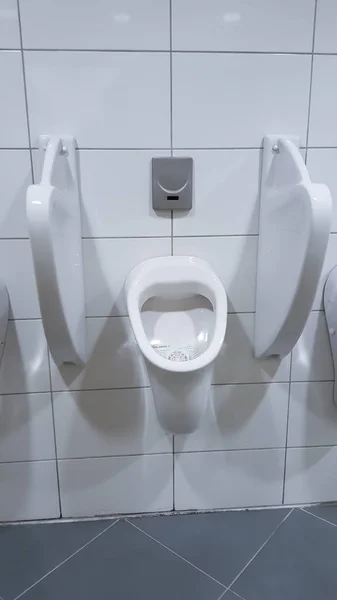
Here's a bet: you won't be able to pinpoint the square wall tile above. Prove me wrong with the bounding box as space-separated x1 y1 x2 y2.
0 460 59 520
173 150 260 236
0 150 31 237
58 454 173 517
53 388 171 459
175 383 289 453
291 312 333 382
173 236 257 313
83 238 171 317
214 313 291 384
288 382 337 447
20 0 170 50
285 447 337 504
0 240 39 319
0 0 20 48
172 0 315 52
0 393 55 461
315 0 337 52
309 56 337 147
172 53 311 148
312 234 337 310
0 51 28 147
0 320 49 394
25 51 170 148
306 150 337 234
175 449 284 510
51 317 148 391
79 150 171 238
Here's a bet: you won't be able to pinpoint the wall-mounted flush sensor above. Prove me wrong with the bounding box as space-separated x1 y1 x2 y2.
152 157 193 210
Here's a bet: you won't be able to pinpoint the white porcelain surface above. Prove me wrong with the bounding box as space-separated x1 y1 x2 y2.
58 454 173 517
214 313 291 384
175 383 289 452
0 52 28 147
288 382 337 448
172 0 315 52
315 0 337 53
309 56 337 147
175 449 284 510
0 240 39 318
291 312 333 382
285 447 337 504
173 150 260 236
312 234 337 310
25 51 170 148
172 53 311 148
83 238 171 317
78 150 171 238
307 150 337 234
173 236 257 313
53 388 172 459
20 0 170 50
0 0 20 48
0 320 49 394
0 460 59 521
0 393 55 461
51 317 148 391
0 150 31 238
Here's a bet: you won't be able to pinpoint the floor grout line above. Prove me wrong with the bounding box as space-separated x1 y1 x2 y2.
225 508 295 592
13 519 119 599
301 507 337 529
126 519 227 589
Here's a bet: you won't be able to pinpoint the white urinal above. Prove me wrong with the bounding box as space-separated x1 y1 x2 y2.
125 256 227 434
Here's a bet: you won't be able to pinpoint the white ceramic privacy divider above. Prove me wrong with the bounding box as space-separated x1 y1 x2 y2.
27 135 86 366
254 135 332 358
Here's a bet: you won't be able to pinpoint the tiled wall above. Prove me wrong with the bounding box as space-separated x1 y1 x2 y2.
1 0 337 521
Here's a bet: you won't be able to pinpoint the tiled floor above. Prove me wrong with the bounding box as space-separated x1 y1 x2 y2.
1 506 337 599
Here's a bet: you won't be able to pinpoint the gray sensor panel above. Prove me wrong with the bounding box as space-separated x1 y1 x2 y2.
152 157 193 210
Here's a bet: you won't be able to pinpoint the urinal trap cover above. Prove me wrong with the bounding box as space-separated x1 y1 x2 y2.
152 340 207 362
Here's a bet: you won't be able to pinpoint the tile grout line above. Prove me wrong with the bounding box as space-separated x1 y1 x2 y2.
16 0 34 184
301 507 337 529
282 351 293 504
305 0 318 161
217 589 247 600
169 0 174 254
225 508 295 592
5 48 337 55
126 519 227 589
13 519 119 599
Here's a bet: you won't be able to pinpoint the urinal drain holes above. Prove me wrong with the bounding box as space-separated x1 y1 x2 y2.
152 342 206 362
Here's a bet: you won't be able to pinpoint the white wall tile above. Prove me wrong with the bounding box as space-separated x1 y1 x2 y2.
0 460 59 520
172 53 311 148
20 0 170 50
285 447 337 504
214 313 291 384
79 150 171 238
306 150 337 234
309 56 337 147
175 449 284 510
173 150 260 236
25 51 170 148
54 388 172 459
312 234 337 310
175 383 288 453
0 150 31 237
0 0 20 48
172 0 315 52
0 52 28 147
51 317 148 391
59 454 173 517
83 238 171 317
173 236 257 313
288 382 337 448
0 240 39 318
0 393 55 461
0 320 49 394
291 312 333 382
314 0 337 53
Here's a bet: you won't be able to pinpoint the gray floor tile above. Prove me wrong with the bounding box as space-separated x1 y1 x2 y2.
304 504 337 527
224 592 246 600
132 508 290 586
0 518 114 599
19 520 224 600
232 508 337 600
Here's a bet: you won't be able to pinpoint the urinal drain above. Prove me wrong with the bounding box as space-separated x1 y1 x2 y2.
152 342 206 362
